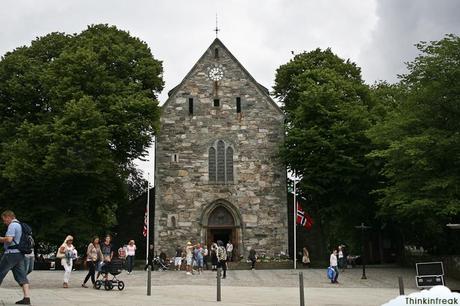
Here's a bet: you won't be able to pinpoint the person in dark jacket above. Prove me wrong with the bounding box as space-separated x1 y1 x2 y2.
211 243 218 271
248 247 257 270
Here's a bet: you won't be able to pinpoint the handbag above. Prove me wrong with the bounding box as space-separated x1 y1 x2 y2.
327 266 336 280
56 247 65 259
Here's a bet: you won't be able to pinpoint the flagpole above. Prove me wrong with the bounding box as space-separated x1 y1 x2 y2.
293 174 297 270
146 173 150 266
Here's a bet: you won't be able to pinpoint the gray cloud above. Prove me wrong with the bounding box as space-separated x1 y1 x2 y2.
358 0 460 83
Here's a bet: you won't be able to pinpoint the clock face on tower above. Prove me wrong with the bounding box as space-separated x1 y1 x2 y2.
208 65 224 81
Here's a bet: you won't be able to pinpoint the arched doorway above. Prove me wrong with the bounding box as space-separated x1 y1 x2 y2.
201 200 242 258
207 206 235 246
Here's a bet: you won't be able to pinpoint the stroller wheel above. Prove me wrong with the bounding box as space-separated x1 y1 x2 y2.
95 280 102 290
117 281 125 291
104 280 113 291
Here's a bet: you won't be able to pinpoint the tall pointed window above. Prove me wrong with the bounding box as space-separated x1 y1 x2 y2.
217 140 225 182
226 147 234 182
208 140 234 184
208 147 216 182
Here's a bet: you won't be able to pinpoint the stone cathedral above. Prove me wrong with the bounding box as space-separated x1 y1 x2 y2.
154 38 288 257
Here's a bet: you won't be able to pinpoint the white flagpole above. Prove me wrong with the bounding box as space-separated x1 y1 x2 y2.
293 173 297 270
146 173 150 265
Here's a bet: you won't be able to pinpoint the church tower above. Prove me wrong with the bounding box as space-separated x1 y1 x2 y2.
154 38 288 257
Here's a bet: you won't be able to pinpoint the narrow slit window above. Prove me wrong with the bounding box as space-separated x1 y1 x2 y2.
188 97 194 115
214 48 219 58
236 97 241 113
214 99 220 107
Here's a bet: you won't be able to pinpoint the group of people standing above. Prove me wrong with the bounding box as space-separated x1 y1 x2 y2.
174 240 229 278
81 236 137 288
171 240 258 276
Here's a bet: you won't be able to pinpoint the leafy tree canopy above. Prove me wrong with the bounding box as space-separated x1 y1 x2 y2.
274 49 377 250
367 34 460 248
0 24 163 248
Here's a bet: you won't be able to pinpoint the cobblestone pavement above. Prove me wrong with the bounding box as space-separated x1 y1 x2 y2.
0 268 458 305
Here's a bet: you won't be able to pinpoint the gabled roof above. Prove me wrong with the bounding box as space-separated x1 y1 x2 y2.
163 38 283 116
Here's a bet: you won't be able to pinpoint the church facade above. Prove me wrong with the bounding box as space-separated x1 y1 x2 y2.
154 38 288 257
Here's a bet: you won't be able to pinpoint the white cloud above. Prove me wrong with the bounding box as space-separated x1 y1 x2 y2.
382 286 460 306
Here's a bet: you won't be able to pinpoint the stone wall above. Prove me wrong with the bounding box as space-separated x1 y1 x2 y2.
154 39 288 257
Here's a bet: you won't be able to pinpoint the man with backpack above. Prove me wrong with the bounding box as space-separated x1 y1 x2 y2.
0 210 31 305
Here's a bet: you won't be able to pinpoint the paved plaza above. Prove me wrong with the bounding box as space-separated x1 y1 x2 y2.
1 267 459 305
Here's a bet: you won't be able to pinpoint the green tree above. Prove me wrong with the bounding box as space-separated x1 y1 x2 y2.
367 35 460 251
274 49 377 254
0 24 163 247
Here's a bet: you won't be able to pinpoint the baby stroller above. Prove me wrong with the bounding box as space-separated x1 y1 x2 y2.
153 255 169 271
95 259 125 291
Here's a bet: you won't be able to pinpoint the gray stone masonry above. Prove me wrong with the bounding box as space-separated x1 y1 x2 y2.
154 38 288 257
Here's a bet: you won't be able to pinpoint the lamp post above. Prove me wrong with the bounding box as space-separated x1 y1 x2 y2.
355 222 371 279
293 176 299 270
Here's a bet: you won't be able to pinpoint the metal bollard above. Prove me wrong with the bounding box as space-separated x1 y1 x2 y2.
299 272 305 306
147 265 152 296
398 276 404 295
217 267 222 301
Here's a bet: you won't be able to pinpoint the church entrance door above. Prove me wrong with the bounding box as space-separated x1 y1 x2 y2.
208 228 233 246
205 206 238 256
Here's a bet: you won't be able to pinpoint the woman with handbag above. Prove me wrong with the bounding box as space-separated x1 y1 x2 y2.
81 236 102 288
56 235 77 288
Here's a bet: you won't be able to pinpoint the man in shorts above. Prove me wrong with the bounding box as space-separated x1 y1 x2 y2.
185 242 194 275
0 210 31 305
174 246 183 271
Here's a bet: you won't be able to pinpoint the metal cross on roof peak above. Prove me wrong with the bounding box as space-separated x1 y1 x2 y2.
214 14 220 38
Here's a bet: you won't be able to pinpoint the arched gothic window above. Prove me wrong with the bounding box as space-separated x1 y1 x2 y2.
208 147 216 182
226 147 234 182
208 140 234 183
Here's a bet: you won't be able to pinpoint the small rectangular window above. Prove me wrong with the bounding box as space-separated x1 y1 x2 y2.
214 48 219 59
236 97 241 113
188 98 193 115
214 99 220 107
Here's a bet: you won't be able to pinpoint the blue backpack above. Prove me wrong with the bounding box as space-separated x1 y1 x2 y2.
327 266 336 280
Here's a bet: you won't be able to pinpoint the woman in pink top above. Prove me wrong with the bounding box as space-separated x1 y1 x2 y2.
126 240 136 274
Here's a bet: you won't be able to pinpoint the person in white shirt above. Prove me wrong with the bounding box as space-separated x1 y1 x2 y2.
329 249 339 283
57 235 77 288
226 241 234 262
126 240 136 274
338 245 345 271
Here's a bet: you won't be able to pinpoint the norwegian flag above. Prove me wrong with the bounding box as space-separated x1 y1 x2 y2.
143 209 148 237
296 202 313 230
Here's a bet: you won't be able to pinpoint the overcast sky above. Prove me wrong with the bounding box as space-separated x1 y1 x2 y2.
1 0 459 183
